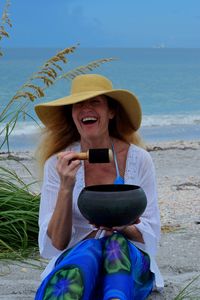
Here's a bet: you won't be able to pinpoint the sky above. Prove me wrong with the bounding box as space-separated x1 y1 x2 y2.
1 0 200 48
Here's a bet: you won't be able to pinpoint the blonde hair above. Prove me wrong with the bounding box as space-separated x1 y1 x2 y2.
35 97 145 174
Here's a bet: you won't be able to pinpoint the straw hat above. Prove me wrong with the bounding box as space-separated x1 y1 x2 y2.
35 74 142 130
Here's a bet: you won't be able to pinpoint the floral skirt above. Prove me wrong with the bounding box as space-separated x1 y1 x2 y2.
35 233 154 300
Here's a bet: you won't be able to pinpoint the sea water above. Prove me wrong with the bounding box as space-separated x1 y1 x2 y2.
0 48 200 150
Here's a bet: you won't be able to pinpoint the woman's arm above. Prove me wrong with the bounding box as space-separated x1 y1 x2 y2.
38 151 81 258
108 148 160 250
47 188 73 250
47 151 81 250
134 149 161 255
118 223 144 243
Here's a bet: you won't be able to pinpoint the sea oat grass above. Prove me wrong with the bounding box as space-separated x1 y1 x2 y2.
59 58 116 80
0 0 12 57
0 17 116 152
173 274 200 300
0 44 78 121
0 167 40 259
0 1 116 259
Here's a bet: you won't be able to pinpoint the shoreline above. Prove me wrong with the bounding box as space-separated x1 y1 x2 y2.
1 123 200 152
1 139 199 153
0 140 200 299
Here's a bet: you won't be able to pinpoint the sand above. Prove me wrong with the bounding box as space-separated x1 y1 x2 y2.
0 140 200 299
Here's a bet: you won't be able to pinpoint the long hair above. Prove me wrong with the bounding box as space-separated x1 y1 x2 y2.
35 97 145 173
35 105 79 173
107 97 144 147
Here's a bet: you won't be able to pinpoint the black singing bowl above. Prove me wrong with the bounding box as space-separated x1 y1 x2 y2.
77 184 147 228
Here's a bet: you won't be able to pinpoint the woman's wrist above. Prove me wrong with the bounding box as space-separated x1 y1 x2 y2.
59 184 73 196
121 225 144 243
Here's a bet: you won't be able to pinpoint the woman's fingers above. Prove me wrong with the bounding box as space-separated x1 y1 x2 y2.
57 152 80 168
112 225 127 232
56 151 81 187
57 151 77 162
99 226 113 231
134 218 141 224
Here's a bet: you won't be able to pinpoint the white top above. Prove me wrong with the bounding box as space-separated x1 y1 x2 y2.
38 142 164 288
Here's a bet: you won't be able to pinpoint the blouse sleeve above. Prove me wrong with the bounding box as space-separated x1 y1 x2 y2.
38 155 75 259
134 149 161 256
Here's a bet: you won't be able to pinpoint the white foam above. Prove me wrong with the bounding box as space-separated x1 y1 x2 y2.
142 113 200 127
0 122 41 136
1 113 200 137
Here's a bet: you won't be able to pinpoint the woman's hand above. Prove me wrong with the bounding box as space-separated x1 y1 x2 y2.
91 218 142 239
112 218 141 233
56 151 81 190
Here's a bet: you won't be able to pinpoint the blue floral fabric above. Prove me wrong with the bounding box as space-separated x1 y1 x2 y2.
35 233 154 300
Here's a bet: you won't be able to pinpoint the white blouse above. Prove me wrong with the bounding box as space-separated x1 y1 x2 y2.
38 142 164 288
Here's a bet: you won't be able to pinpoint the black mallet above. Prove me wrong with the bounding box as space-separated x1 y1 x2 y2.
76 148 113 163
57 148 113 163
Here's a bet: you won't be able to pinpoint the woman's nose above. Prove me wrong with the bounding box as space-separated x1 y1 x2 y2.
81 100 92 108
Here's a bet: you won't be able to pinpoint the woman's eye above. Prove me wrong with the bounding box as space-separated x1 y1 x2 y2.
91 99 100 104
73 102 82 108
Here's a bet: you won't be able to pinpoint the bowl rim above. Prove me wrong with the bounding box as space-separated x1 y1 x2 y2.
82 184 142 193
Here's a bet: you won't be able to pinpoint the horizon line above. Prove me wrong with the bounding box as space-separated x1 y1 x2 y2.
2 46 200 50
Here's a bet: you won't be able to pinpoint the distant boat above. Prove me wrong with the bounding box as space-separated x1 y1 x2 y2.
153 43 166 49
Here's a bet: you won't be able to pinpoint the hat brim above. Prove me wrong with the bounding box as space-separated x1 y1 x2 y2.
35 89 142 130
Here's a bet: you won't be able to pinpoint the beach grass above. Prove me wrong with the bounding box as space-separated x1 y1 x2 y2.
0 0 12 57
0 0 117 263
1 1 116 153
173 274 200 300
0 165 40 260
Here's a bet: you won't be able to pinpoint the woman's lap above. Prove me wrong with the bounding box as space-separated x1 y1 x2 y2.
35 233 154 300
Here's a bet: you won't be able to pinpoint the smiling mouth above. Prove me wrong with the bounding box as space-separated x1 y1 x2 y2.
81 117 97 125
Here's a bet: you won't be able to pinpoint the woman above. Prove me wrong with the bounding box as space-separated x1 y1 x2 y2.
35 74 164 299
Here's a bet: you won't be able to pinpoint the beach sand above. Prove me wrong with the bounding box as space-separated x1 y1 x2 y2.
0 140 200 299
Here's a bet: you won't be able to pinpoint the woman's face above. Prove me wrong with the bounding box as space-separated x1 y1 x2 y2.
72 96 115 142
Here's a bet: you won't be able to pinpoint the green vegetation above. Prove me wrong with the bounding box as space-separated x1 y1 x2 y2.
173 274 200 300
0 0 11 57
0 0 115 260
0 165 40 259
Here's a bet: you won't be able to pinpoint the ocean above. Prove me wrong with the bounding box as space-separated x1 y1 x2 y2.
0 48 200 150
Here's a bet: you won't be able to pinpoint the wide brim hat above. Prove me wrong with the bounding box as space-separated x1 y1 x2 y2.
35 74 142 131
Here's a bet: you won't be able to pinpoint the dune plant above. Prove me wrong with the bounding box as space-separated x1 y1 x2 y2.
0 165 40 259
173 274 200 300
0 44 78 150
0 2 116 151
0 44 115 150
0 46 116 163
0 0 116 260
0 0 12 57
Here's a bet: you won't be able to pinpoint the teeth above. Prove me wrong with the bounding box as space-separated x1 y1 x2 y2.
82 117 97 122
